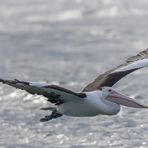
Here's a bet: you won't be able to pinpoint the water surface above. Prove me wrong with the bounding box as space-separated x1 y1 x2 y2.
0 0 148 147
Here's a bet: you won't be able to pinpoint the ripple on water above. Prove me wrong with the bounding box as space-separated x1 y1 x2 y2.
0 0 148 147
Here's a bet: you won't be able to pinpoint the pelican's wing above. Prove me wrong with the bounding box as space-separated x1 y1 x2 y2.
83 49 148 92
0 79 86 104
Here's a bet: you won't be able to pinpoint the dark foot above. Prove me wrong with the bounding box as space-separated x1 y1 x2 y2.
40 108 63 122
40 115 53 122
54 112 63 118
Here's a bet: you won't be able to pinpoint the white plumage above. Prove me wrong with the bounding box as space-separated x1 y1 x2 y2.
0 49 148 122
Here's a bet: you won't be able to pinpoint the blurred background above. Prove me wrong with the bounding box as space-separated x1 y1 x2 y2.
0 0 148 147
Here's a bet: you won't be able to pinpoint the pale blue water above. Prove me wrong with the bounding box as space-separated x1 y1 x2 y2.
0 0 148 147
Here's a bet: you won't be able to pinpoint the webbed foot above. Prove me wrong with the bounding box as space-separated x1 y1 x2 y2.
40 108 62 122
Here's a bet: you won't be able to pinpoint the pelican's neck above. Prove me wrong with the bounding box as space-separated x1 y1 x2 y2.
85 90 121 115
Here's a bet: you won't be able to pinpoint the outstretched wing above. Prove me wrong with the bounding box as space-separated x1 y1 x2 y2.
0 79 86 104
83 49 148 92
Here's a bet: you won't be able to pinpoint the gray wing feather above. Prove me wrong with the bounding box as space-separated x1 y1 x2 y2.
83 49 148 92
0 79 86 104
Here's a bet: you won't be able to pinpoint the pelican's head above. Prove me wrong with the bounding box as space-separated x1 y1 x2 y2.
101 87 148 108
101 87 113 98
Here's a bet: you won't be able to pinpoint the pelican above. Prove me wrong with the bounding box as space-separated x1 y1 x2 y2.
0 49 148 122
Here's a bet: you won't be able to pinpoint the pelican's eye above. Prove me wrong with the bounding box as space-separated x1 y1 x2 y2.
108 89 112 92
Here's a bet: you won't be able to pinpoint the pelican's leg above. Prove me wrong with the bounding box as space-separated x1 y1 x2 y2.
40 108 62 122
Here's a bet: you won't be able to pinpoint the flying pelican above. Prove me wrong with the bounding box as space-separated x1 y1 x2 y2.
0 49 148 122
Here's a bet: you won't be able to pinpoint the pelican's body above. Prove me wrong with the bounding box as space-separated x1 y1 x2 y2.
0 49 148 122
58 90 120 117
